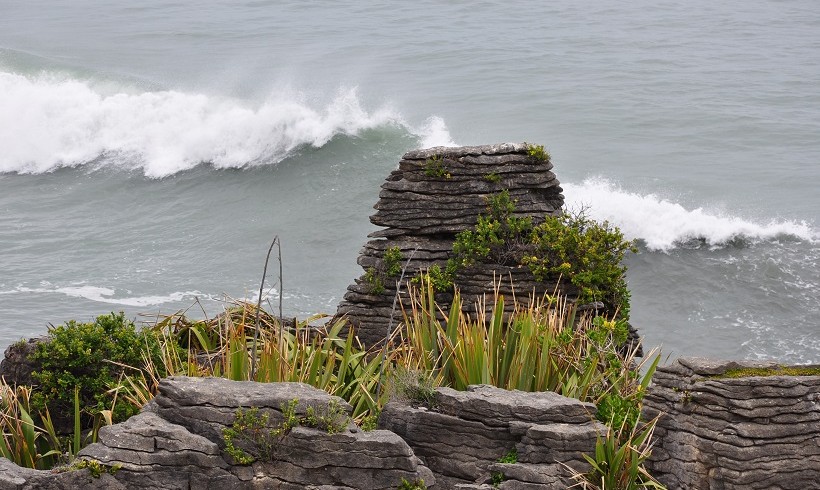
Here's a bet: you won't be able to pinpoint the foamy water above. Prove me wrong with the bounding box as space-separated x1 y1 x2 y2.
564 179 818 251
0 72 454 178
1 0 819 363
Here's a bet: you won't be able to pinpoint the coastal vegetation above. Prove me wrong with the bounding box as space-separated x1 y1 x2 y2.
0 289 662 487
0 201 660 487
415 190 636 317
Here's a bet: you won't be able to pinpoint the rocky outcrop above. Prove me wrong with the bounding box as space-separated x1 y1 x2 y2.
0 339 42 388
642 358 820 490
380 384 605 488
0 377 434 490
336 143 566 347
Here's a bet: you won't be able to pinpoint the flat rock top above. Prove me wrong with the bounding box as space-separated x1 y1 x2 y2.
157 376 346 410
403 143 529 160
436 384 595 426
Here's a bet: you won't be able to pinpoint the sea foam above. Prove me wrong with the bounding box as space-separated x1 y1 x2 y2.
0 285 207 307
0 71 455 178
563 178 817 251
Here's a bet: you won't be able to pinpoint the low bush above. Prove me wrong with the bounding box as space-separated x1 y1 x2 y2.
30 312 163 429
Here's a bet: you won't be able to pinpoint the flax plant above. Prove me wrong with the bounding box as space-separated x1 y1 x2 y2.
399 275 659 409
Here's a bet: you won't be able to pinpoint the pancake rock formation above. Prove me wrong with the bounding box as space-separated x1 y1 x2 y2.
642 357 820 490
336 143 566 348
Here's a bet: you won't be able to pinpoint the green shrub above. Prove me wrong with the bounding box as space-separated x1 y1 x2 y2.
222 398 350 464
30 312 163 428
492 448 519 486
524 211 636 316
439 190 636 317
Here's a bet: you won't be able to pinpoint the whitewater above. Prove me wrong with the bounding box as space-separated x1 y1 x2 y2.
1 0 819 363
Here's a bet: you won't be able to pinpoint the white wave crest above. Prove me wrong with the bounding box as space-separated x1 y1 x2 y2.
2 284 205 307
0 71 454 178
563 178 817 251
414 116 457 148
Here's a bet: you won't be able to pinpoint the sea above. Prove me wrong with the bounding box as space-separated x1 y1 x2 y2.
1 1 818 363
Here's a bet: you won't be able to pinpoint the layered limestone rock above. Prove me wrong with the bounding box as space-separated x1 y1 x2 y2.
0 377 434 490
336 143 566 347
642 357 820 490
380 384 605 488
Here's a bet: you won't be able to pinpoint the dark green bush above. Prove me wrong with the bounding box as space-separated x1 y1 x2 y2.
524 212 636 316
31 312 162 428
440 190 636 316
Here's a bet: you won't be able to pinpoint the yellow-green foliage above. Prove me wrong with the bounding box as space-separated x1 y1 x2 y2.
526 143 550 163
718 365 820 378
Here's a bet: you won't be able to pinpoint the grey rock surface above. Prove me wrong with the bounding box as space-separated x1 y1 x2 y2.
380 384 600 488
1 377 434 490
643 357 820 490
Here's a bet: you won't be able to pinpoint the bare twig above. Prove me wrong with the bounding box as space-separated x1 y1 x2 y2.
250 236 282 381
377 247 418 399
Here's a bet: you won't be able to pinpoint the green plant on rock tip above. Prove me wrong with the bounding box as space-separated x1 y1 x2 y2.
525 143 550 162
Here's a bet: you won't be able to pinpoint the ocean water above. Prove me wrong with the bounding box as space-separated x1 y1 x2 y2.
1 1 818 362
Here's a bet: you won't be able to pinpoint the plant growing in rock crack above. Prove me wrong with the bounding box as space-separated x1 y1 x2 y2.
222 400 298 464
397 477 427 489
222 398 350 464
484 172 502 183
364 246 404 295
569 416 666 490
358 411 379 432
303 399 350 434
68 459 121 478
491 448 518 486
423 154 450 179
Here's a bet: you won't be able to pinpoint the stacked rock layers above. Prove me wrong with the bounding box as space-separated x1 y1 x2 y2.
642 357 820 490
336 143 565 347
380 384 605 488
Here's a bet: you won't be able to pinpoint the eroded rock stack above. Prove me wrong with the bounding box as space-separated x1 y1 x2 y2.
336 143 565 347
0 377 434 490
380 384 605 488
642 357 820 490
